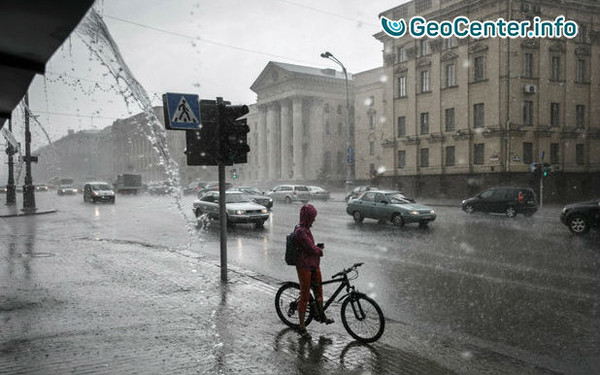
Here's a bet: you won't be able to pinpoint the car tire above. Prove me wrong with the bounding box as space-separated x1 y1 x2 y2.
505 206 517 218
392 214 404 227
352 211 364 223
285 196 292 204
463 204 474 214
568 214 589 235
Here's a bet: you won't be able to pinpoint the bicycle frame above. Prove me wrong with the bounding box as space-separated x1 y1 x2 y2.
314 273 355 315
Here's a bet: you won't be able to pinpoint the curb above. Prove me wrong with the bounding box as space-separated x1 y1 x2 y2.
0 209 57 218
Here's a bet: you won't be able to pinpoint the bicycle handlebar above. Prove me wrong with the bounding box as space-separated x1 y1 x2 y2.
332 262 364 279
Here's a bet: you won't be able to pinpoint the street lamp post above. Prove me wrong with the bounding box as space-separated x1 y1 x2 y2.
321 51 355 191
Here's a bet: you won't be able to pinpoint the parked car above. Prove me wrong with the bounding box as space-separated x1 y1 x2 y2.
308 186 331 200
57 184 77 195
197 182 232 196
267 184 311 204
560 199 600 235
345 186 380 203
35 184 49 192
461 186 538 218
229 186 273 209
83 182 115 203
147 181 173 195
193 190 269 228
346 190 436 227
183 181 207 195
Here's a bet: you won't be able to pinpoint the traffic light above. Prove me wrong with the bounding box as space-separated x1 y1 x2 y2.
543 163 551 177
219 104 250 165
185 100 220 165
533 162 542 180
231 169 238 179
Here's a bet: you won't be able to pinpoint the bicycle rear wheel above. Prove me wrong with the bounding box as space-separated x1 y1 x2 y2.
341 293 385 343
275 282 314 328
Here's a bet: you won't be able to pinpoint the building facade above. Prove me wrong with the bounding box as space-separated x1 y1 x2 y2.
245 61 352 185
374 0 600 200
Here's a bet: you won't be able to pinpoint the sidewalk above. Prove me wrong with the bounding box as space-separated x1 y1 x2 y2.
0 196 564 374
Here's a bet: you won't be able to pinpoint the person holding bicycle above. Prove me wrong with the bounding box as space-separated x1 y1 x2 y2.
294 204 334 339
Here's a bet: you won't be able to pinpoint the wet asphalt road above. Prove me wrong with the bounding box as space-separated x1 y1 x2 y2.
8 191 599 374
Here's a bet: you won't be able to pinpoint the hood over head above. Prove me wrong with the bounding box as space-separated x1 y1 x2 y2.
299 204 317 227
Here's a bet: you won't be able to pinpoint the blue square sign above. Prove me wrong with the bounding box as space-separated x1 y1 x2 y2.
163 93 200 130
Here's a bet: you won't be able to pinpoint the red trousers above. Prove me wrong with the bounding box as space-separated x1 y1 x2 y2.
296 268 323 314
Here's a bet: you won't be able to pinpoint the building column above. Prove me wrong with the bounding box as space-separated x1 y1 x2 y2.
280 100 292 180
292 97 304 180
258 106 268 180
308 97 324 180
267 103 279 180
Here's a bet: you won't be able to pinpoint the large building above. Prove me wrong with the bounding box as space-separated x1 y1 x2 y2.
374 0 600 200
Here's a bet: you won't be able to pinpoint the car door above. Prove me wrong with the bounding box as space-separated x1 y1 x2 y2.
476 189 495 213
360 191 377 219
372 192 389 220
201 193 219 218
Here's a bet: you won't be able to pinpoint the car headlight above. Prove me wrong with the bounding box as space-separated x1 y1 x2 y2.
561 207 567 214
410 210 419 215
233 210 245 215
92 192 99 196
261 209 268 214
430 210 435 214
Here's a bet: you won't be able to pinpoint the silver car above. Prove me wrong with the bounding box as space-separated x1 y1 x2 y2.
267 184 311 204
193 191 269 229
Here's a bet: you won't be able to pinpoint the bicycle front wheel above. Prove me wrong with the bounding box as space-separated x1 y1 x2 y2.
275 282 314 328
341 293 385 343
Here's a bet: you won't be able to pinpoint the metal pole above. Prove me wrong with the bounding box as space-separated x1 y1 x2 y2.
6 118 16 205
216 97 228 282
23 93 36 212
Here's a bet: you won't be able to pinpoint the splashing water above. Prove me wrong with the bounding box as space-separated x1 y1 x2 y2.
76 8 197 248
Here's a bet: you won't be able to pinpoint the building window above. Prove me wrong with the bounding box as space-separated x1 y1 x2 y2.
576 105 585 128
445 37 455 49
523 53 534 78
523 142 533 164
324 151 331 173
474 143 484 164
397 116 406 137
396 46 406 63
446 63 456 87
398 76 406 97
474 55 485 82
420 148 429 167
576 144 584 165
420 112 429 135
474 103 485 128
445 108 455 131
576 59 586 83
421 70 430 92
523 101 533 126
325 120 330 135
368 112 375 129
337 152 343 171
397 150 406 168
550 143 559 164
369 141 375 156
551 56 561 81
338 122 343 135
550 103 560 127
446 146 455 166
420 39 430 56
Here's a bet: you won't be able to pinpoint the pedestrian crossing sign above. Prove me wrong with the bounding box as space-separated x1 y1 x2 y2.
162 93 201 130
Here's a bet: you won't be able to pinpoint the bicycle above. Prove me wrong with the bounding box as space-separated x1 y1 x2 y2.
275 262 385 343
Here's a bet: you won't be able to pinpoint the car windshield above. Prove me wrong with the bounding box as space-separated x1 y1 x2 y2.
225 193 252 203
386 193 413 204
92 184 112 191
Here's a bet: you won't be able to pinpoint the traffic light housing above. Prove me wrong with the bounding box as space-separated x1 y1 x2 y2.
533 162 542 180
219 104 250 165
185 100 220 166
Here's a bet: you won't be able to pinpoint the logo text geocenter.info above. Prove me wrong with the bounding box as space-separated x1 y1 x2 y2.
381 16 578 39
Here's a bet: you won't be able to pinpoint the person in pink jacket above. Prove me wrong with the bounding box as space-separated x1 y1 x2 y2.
295 204 333 339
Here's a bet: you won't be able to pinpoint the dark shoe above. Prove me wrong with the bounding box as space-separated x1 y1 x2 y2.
298 327 312 339
321 316 334 325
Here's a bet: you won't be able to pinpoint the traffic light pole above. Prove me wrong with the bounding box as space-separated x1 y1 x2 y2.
215 97 229 282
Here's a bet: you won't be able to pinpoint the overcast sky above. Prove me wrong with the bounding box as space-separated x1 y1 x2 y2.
20 0 401 143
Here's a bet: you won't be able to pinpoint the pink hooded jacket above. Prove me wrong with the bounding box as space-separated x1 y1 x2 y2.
295 204 323 270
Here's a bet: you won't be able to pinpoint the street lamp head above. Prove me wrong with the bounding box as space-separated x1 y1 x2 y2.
320 51 332 58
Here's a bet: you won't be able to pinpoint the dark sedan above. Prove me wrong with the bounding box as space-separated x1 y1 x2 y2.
560 199 600 235
229 186 273 209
